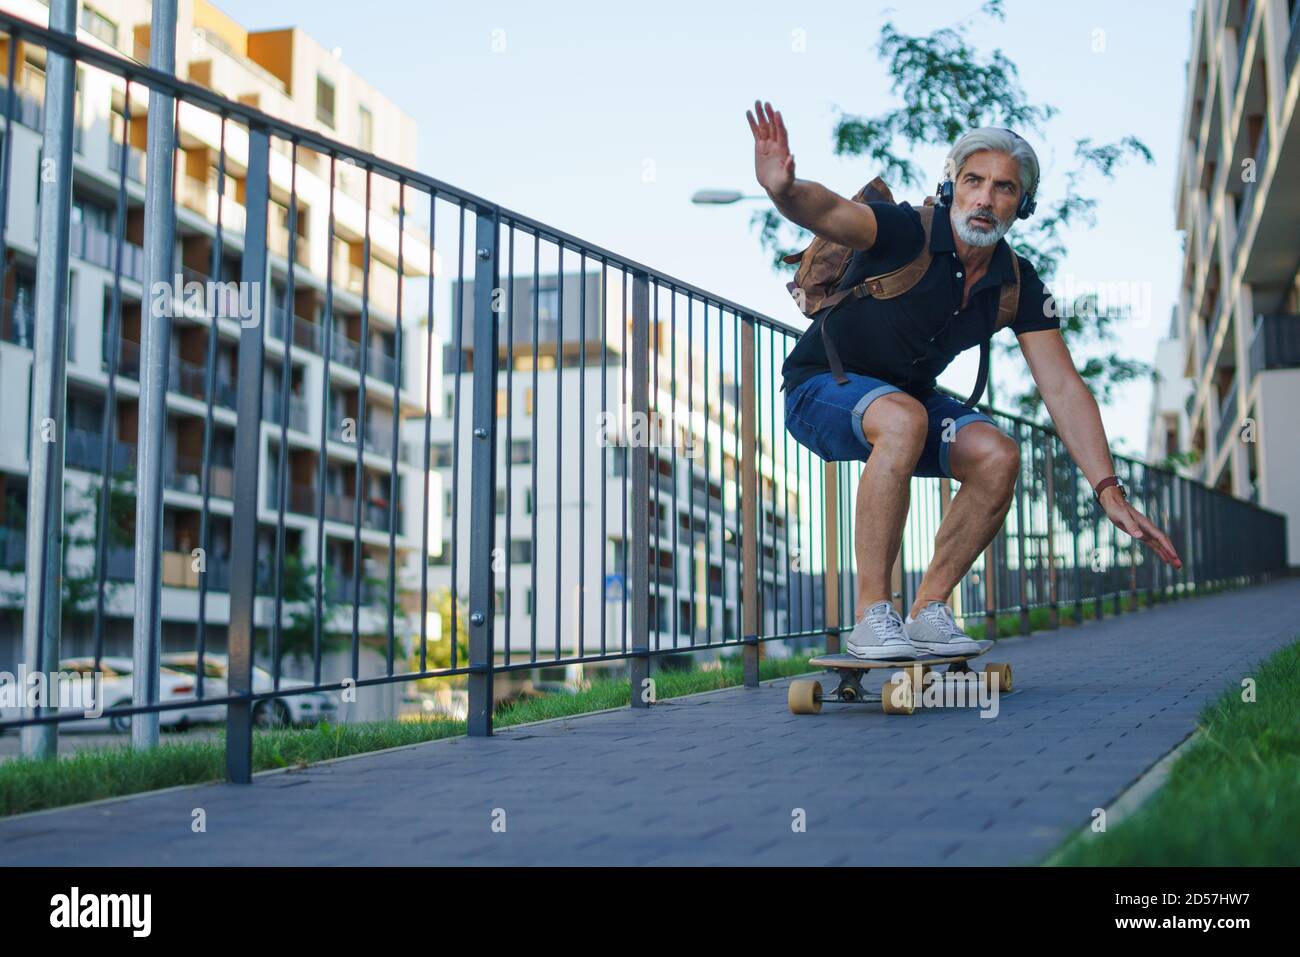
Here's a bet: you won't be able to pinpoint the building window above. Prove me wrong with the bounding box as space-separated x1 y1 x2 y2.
523 487 532 515
80 6 118 47
496 488 507 515
358 105 373 151
510 439 531 465
316 74 336 128
510 540 532 564
431 442 452 468
523 386 533 416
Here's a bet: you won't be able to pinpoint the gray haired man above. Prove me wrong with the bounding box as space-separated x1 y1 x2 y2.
748 100 1182 660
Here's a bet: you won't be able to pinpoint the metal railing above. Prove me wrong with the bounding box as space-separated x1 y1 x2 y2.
0 7 1289 780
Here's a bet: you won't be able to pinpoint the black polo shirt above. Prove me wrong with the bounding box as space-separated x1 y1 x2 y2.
780 200 1059 395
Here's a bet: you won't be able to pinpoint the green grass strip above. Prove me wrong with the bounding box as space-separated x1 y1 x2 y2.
1048 638 1300 866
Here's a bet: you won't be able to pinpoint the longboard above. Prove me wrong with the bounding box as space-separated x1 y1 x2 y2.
790 641 1012 716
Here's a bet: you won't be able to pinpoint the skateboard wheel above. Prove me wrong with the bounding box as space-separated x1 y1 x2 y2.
982 663 1012 693
788 679 822 715
881 679 915 715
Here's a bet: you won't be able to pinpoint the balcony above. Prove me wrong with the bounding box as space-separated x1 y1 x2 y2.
70 221 145 283
269 308 324 354
164 454 234 498
0 80 44 130
329 328 362 371
1288 0 1300 77
1236 0 1256 85
0 524 26 570
268 221 308 263
1234 125 1269 245
107 138 146 184
267 479 317 516
1215 379 1239 452
262 389 310 433
178 175 246 233
168 354 237 408
1249 314 1300 374
0 296 35 348
65 428 136 476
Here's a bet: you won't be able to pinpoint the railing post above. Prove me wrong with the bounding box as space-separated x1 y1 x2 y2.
131 0 178 752
466 206 500 735
1015 423 1030 635
629 271 651 706
1044 436 1059 629
20 0 77 760
740 316 760 687
225 125 270 783
823 462 840 654
982 532 997 640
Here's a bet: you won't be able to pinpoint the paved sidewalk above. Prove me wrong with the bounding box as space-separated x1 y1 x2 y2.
2 578 1296 866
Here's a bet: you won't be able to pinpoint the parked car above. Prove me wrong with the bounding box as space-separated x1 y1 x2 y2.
160 653 338 728
0 657 201 734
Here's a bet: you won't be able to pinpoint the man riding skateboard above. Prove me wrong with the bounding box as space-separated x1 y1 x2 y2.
746 100 1183 662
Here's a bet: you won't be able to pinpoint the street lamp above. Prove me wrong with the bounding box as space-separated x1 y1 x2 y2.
691 189 767 205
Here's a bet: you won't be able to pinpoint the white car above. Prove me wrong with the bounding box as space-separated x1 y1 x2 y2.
0 657 200 734
160 653 339 728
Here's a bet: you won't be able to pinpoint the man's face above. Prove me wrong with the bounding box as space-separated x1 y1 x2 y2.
950 149 1023 248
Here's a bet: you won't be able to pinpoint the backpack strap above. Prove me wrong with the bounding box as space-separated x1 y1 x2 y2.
817 206 936 385
963 250 1021 408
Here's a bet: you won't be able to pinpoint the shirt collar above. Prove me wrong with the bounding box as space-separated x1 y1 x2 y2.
929 201 1016 288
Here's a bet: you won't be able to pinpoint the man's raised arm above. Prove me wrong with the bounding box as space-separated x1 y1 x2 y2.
746 99 879 251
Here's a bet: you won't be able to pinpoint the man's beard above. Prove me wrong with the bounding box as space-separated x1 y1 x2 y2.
952 204 1012 247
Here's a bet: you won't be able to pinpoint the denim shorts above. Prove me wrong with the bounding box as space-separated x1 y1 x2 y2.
783 371 997 478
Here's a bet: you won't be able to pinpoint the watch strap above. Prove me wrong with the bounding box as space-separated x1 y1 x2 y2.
1093 475 1124 503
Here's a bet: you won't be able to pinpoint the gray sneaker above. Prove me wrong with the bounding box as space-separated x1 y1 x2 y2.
846 600 924 660
904 600 983 655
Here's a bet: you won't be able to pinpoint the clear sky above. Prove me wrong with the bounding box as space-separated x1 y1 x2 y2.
215 0 1195 457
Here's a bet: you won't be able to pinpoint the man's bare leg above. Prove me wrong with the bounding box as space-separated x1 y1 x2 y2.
854 394 928 620
909 422 1020 618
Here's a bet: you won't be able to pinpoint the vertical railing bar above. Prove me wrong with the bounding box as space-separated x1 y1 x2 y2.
628 269 651 706
578 253 586 659
384 178 406 677
418 188 437 674
651 280 660 651
194 110 227 700
599 256 608 657
703 300 712 645
739 315 759 685
554 243 564 662
0 30 16 270
686 294 694 647
466 205 500 736
91 76 133 673
270 136 299 690
225 122 270 783
129 0 177 752
20 0 77 759
669 288 678 649
347 166 374 680
504 225 515 667
620 267 628 655
311 154 336 687
529 232 539 662
732 308 740 641
447 204 467 673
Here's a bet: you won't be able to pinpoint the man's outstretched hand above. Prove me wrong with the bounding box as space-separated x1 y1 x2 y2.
746 100 794 198
1100 488 1183 569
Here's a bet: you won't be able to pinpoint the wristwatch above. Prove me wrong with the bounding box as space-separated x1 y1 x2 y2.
1093 475 1127 505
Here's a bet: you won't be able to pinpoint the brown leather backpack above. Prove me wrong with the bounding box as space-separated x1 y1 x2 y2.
781 176 1019 408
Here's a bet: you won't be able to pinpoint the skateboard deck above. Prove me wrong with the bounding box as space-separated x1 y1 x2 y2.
791 640 1013 716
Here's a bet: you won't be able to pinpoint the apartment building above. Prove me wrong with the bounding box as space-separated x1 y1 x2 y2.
1158 0 1300 564
428 269 819 681
0 0 434 682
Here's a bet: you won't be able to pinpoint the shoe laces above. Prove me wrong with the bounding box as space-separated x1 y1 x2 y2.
865 602 904 642
918 601 958 635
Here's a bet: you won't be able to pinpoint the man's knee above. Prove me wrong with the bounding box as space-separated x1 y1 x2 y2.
952 424 1020 493
861 392 927 453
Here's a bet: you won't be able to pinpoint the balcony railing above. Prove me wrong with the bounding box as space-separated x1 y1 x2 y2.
1215 379 1239 452
263 389 310 433
0 79 44 130
269 308 324 354
0 296 35 348
164 454 234 498
0 524 25 570
107 138 146 183
65 427 136 476
69 220 145 282
1288 0 1300 76
1249 314 1300 374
